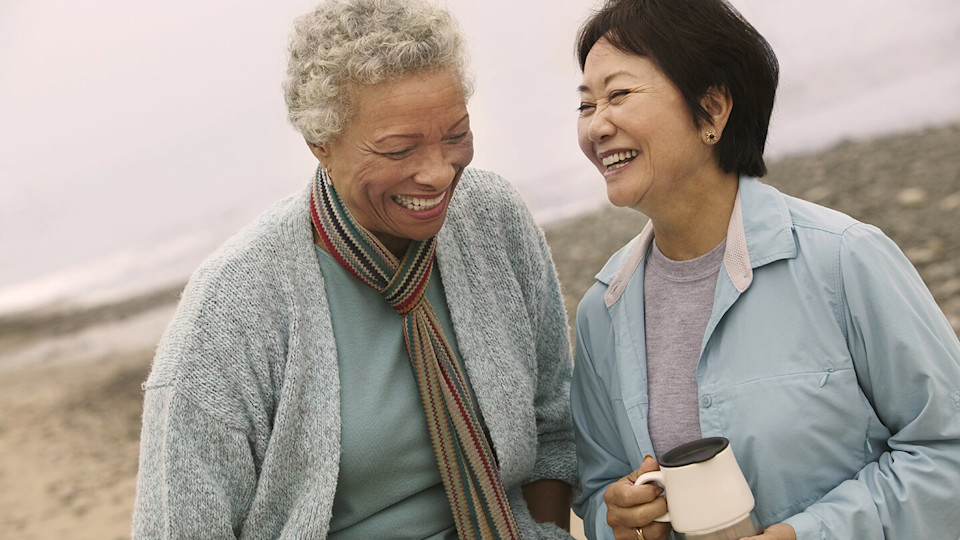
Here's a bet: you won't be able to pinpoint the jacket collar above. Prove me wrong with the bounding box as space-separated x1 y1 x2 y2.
599 176 798 307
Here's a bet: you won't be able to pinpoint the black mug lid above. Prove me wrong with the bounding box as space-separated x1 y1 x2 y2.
659 437 729 468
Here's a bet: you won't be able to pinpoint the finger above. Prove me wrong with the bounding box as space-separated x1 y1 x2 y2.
605 478 663 509
643 520 672 540
614 520 671 540
636 490 668 525
608 457 664 510
625 455 660 483
638 455 661 475
641 521 673 540
739 523 796 539
606 493 669 531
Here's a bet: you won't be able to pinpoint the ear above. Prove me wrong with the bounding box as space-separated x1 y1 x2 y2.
305 139 329 164
700 86 733 138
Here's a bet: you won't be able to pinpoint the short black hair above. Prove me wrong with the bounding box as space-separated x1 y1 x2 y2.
577 0 779 177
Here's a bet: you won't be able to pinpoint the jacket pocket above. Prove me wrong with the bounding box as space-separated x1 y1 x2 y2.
713 367 885 525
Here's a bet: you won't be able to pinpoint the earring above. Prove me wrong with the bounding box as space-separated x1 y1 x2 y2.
704 130 718 144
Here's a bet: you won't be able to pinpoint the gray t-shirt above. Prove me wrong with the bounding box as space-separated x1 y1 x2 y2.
644 238 725 458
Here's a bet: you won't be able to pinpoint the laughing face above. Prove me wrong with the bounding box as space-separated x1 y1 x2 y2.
311 68 474 255
577 38 718 215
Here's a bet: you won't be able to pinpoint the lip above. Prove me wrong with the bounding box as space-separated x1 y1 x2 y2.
597 148 640 179
393 188 452 220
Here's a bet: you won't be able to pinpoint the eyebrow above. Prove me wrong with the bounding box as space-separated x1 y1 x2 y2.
374 113 470 143
578 70 634 93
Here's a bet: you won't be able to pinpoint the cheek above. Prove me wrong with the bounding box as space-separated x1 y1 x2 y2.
337 167 391 207
450 135 475 167
453 142 475 167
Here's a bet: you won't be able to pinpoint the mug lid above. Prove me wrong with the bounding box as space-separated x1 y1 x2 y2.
659 437 729 467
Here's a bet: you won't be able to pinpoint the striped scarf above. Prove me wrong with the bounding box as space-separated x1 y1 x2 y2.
309 166 520 539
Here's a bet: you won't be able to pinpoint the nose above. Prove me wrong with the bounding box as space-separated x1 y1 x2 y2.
413 144 457 189
586 103 615 143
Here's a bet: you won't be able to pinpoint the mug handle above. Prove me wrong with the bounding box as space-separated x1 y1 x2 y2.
634 471 670 523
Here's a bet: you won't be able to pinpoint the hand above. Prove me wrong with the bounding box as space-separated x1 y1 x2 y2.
740 523 796 540
604 456 671 540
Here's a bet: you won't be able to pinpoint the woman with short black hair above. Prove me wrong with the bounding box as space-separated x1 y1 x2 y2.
570 1 960 539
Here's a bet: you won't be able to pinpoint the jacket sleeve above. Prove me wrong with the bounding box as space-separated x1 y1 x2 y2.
782 223 960 539
570 289 634 540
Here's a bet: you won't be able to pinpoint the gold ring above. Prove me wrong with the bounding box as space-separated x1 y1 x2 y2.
635 527 645 540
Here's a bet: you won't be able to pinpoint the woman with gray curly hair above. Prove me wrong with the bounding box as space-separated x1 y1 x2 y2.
131 0 577 538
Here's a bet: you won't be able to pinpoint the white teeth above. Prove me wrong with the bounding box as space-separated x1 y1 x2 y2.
393 192 446 211
601 149 639 169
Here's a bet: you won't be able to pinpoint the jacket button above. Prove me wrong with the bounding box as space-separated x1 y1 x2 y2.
700 396 712 408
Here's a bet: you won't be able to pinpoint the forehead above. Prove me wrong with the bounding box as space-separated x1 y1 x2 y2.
579 39 663 93
347 69 468 133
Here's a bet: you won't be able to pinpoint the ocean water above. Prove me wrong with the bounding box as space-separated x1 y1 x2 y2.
1 0 959 314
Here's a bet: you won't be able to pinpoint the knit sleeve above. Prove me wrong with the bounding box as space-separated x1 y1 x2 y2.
132 385 257 539
131 225 292 538
497 174 578 487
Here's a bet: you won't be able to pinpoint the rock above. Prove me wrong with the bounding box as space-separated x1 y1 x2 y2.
896 187 928 207
939 192 960 211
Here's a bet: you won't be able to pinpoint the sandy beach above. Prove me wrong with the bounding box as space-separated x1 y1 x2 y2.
1 123 958 539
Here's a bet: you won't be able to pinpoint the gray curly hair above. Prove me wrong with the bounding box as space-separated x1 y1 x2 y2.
283 0 474 145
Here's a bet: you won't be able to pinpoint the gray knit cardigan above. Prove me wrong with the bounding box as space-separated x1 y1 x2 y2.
132 168 577 539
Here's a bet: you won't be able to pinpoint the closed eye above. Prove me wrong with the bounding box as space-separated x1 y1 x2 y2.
608 89 632 103
444 131 469 143
381 147 414 159
577 102 596 115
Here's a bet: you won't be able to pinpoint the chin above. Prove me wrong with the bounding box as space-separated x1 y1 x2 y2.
605 188 634 209
401 223 446 243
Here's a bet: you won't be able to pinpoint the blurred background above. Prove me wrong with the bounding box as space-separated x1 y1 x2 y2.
1 0 959 538
2 0 959 314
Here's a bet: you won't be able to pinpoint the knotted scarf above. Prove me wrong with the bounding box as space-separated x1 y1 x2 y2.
309 166 520 539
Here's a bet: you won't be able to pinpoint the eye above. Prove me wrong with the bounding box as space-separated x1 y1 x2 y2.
381 147 414 160
444 131 470 144
577 102 596 115
608 89 631 104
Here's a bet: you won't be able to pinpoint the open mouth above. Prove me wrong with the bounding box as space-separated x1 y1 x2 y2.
392 192 447 211
601 149 639 172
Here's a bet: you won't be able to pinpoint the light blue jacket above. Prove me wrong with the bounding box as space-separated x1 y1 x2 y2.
571 176 960 540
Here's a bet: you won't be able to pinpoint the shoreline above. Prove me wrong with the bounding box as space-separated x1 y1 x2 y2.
3 122 959 358
0 122 957 539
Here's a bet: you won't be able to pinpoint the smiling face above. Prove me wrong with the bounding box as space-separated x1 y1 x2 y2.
577 38 721 216
311 68 474 254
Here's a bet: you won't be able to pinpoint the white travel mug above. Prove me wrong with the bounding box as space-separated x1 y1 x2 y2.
634 437 761 539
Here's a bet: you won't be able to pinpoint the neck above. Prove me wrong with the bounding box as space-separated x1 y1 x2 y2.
378 235 412 258
650 171 739 261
